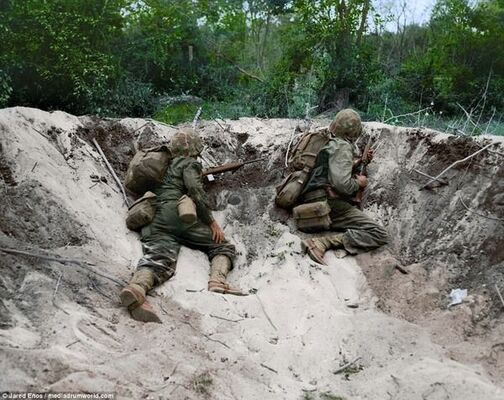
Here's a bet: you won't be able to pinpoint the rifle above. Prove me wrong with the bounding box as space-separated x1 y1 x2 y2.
203 158 266 180
352 137 372 209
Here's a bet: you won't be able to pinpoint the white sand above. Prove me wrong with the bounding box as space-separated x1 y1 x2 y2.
0 107 502 399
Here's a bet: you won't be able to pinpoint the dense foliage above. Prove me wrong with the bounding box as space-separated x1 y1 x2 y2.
0 0 502 131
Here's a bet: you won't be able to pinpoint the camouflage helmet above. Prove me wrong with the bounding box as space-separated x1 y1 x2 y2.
169 128 203 157
328 109 362 140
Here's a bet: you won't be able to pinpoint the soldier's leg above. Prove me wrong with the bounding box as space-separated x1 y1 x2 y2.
178 222 245 295
120 228 181 322
302 200 388 264
329 200 389 254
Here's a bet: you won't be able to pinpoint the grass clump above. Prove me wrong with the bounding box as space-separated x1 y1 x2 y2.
191 371 213 396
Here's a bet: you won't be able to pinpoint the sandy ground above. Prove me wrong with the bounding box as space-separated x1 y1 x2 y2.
0 107 503 399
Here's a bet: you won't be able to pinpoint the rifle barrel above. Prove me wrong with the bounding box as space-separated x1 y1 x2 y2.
203 158 266 176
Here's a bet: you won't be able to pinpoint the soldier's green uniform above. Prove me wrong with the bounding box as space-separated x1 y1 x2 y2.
137 156 235 284
120 128 240 323
301 109 389 263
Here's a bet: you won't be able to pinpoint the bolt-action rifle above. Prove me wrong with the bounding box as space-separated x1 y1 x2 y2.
352 137 372 209
203 158 266 180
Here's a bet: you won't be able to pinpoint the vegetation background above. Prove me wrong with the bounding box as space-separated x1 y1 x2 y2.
0 0 502 134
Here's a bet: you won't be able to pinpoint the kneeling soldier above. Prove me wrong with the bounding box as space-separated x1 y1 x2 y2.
301 109 389 264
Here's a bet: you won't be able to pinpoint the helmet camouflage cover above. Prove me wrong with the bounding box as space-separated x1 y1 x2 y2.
328 109 362 140
169 128 203 157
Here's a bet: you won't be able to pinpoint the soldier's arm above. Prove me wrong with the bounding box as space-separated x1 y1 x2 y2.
327 140 360 197
182 161 214 225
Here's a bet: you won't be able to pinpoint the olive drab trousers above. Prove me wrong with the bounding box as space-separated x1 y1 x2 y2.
328 199 389 254
136 200 235 286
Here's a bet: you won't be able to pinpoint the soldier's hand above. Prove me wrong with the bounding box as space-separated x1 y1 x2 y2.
356 175 368 188
209 220 225 244
365 149 374 163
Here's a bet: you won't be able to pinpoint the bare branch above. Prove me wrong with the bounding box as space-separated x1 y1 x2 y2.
421 143 495 189
411 169 448 185
0 247 126 286
459 197 504 223
495 285 504 308
260 363 278 374
384 107 431 123
92 138 130 207
333 356 362 375
209 314 244 323
456 103 478 129
255 293 278 331
214 50 264 83
192 107 202 130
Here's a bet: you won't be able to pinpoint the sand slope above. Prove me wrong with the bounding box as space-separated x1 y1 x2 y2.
0 107 503 399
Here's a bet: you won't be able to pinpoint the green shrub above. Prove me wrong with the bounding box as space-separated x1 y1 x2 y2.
0 70 12 108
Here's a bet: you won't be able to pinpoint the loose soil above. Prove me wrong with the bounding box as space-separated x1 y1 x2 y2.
0 107 503 399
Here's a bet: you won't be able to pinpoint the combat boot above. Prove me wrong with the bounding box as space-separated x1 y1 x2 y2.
120 269 161 323
208 255 246 296
129 300 162 324
119 268 154 307
301 234 345 265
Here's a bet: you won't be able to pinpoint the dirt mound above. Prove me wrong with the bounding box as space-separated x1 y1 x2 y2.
0 107 503 399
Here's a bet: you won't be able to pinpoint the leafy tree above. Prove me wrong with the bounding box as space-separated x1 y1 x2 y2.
0 0 127 113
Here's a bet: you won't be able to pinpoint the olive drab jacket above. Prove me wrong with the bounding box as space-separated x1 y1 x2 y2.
303 137 359 198
153 156 214 225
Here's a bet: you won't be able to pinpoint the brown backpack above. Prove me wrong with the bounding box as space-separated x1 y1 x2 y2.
287 127 331 171
124 145 171 195
275 128 331 209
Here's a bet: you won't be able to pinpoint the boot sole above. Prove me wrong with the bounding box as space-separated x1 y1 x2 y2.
129 304 162 323
119 287 144 307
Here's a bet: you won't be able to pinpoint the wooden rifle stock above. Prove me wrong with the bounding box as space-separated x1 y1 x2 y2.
353 138 372 209
203 158 266 176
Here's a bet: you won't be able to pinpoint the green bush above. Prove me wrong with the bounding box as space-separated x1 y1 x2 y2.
155 99 254 125
0 70 12 108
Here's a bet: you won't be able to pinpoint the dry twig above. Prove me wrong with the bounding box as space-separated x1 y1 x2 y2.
285 125 301 168
457 102 478 130
333 356 362 375
192 107 202 129
0 247 126 286
495 285 504 308
260 363 278 374
421 143 495 189
186 288 205 293
411 169 448 185
91 138 130 207
395 265 409 275
213 119 225 130
65 339 80 348
53 272 63 299
215 50 264 82
182 320 231 349
383 107 431 124
459 197 504 223
255 293 278 331
209 314 244 323
0 247 94 266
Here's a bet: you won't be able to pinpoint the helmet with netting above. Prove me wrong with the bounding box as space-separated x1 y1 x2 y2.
169 128 203 157
328 109 362 140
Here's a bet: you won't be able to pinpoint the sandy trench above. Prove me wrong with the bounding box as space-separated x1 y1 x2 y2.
0 106 503 399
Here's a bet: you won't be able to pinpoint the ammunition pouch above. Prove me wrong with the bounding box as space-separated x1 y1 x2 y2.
177 195 197 224
126 191 157 231
292 200 331 233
